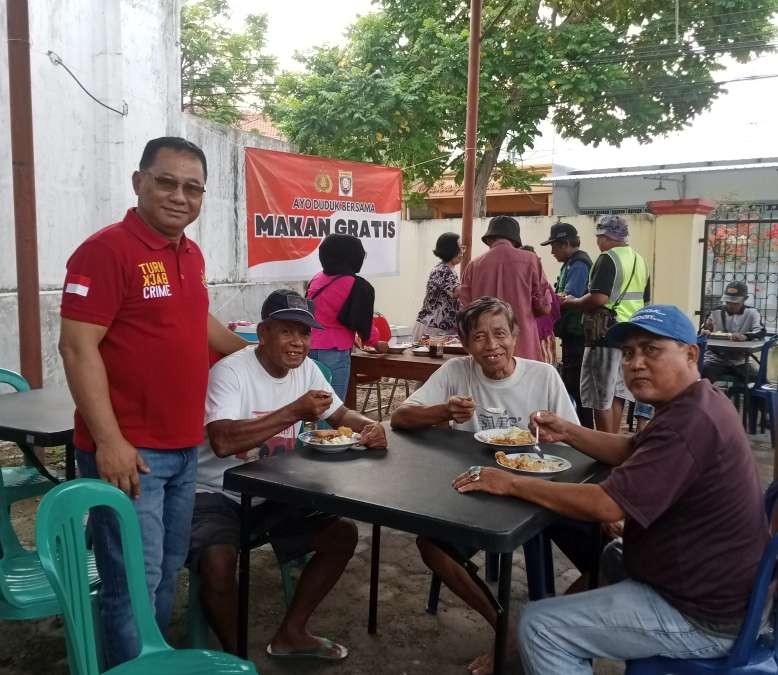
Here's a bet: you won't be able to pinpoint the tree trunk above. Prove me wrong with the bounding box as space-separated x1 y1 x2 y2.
473 129 507 217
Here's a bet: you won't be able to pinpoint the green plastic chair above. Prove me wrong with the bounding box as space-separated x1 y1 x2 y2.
36 478 257 675
0 368 59 504
187 532 310 648
309 357 333 384
0 467 99 622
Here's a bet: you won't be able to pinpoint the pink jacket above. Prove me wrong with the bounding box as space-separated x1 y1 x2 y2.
308 273 379 350
459 240 551 360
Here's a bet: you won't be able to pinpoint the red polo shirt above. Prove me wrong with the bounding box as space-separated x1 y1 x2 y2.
61 208 210 451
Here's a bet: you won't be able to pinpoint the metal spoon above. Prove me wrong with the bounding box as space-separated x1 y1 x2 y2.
532 416 544 459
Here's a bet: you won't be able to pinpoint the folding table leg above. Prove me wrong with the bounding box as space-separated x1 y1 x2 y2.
368 523 381 634
588 523 602 590
237 494 251 658
65 442 76 480
493 551 513 675
522 535 547 601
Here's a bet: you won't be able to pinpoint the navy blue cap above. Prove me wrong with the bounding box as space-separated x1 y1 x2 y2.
261 289 323 329
606 304 697 346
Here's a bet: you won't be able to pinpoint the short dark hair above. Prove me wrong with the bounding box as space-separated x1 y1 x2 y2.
564 236 581 247
139 137 208 180
456 296 517 342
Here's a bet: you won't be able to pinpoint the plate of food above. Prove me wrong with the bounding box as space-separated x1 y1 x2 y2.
411 346 430 355
388 342 413 354
494 451 571 478
298 427 362 453
474 426 535 447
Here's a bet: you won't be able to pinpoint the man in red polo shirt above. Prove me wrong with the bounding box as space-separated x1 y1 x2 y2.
59 137 246 667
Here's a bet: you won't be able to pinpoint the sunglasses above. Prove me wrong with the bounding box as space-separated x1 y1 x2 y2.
141 171 206 198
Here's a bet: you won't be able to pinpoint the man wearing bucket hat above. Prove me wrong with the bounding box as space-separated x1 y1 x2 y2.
561 215 650 433
454 304 768 675
190 289 387 661
460 215 551 360
700 280 765 383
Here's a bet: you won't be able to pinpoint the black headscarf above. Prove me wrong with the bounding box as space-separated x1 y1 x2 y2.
312 234 375 341
318 234 366 275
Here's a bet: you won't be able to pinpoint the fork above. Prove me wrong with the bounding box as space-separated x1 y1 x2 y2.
531 417 544 459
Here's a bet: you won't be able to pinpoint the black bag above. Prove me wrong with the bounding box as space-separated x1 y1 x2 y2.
582 256 637 347
582 307 618 347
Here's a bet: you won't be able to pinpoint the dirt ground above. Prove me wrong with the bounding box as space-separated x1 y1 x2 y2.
0 379 774 675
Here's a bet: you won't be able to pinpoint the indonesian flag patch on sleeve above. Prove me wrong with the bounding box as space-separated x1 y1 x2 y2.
64 274 91 297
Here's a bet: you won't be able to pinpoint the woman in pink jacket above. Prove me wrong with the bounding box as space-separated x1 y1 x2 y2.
307 234 383 400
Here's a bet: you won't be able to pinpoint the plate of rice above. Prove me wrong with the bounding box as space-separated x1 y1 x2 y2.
298 427 362 453
494 451 571 478
474 426 534 447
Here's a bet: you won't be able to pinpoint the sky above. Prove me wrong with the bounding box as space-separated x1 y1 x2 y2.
229 0 778 171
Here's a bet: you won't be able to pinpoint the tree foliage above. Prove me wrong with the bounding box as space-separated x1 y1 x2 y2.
269 0 777 213
180 0 276 126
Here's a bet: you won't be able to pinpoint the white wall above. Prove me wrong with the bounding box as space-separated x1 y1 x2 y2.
552 166 778 214
370 214 656 329
0 0 296 382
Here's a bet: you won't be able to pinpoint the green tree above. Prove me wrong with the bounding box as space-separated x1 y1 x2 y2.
180 0 276 126
269 0 777 213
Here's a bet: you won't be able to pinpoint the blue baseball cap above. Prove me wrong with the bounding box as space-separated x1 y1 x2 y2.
606 304 697 346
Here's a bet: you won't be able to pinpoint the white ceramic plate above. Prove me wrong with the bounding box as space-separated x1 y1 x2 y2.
411 346 430 355
298 430 362 453
495 452 571 477
388 343 413 353
474 427 535 447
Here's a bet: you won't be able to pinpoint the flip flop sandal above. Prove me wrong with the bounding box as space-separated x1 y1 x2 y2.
266 637 349 661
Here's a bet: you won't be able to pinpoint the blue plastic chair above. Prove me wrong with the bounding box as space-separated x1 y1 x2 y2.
36 479 256 675
746 336 778 434
626 514 778 674
0 368 59 504
697 335 708 372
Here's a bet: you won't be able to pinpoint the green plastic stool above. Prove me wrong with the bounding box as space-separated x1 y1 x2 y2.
187 550 311 648
36 479 257 675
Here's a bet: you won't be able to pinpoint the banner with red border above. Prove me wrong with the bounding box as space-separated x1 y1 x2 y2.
245 149 402 281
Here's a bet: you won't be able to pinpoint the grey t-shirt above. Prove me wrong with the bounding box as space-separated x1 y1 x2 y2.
404 356 579 431
704 306 764 364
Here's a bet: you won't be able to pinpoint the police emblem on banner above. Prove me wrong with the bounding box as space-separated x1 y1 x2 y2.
314 172 333 193
338 170 353 197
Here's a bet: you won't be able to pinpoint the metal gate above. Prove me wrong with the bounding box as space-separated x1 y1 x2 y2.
701 204 778 333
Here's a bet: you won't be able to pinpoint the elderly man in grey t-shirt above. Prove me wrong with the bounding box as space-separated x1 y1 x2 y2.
453 304 768 675
700 280 765 382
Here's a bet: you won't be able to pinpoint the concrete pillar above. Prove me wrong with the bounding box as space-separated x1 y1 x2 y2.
647 198 717 323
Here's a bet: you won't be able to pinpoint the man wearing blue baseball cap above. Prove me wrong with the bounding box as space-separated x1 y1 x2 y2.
453 304 768 674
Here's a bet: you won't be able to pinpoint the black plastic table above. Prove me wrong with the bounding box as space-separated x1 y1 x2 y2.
0 385 76 480
223 426 608 673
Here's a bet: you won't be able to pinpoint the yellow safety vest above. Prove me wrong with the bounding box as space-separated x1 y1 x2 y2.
599 246 649 323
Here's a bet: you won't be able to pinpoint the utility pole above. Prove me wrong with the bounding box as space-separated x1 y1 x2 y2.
7 0 43 388
460 0 482 270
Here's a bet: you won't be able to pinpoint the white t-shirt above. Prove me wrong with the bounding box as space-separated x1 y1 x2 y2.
196 347 342 500
404 356 579 432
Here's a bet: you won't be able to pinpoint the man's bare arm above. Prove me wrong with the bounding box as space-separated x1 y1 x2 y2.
59 318 148 497
207 314 249 355
562 291 609 313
